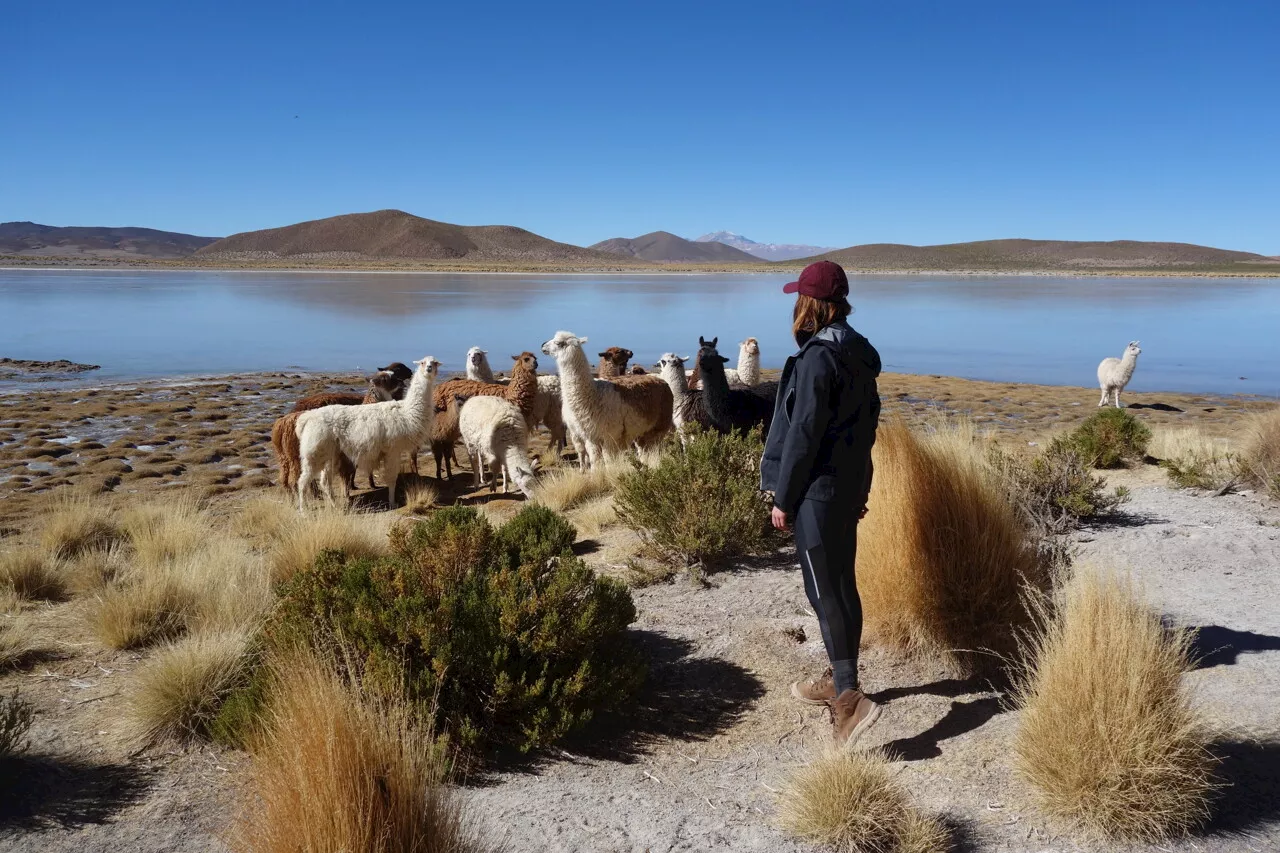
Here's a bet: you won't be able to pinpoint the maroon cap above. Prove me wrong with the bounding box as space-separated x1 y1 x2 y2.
783 260 849 301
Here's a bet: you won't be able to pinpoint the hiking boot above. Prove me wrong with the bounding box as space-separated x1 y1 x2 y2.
790 668 836 705
831 689 882 751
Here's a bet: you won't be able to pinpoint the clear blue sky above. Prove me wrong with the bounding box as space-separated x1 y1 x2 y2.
5 1 1278 253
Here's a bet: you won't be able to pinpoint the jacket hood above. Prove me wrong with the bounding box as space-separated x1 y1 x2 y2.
805 320 882 378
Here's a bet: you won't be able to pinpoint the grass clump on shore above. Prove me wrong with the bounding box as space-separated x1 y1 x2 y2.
1239 407 1280 498
532 461 624 512
129 629 257 745
0 547 67 600
1059 408 1151 469
1152 428 1238 490
1 590 37 670
614 427 771 571
857 421 1048 673
1012 567 1218 840
779 747 950 853
265 507 389 584
260 504 644 756
232 649 487 853
38 495 125 559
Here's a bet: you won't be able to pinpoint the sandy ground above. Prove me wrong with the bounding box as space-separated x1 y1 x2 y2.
1 374 1277 852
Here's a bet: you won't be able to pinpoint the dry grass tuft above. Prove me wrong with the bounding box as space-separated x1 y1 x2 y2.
857 420 1048 672
267 509 389 584
232 496 300 547
64 543 130 595
401 481 440 516
233 650 488 853
532 463 624 512
129 629 255 745
1238 407 1280 499
779 747 951 853
38 495 125 559
0 547 67 600
1151 428 1237 490
567 495 617 538
1 589 38 669
90 574 196 650
120 496 211 567
1012 567 1218 840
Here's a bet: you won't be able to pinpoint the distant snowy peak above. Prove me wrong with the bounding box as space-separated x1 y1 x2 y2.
695 231 835 262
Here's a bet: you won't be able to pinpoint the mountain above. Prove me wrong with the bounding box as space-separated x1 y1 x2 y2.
589 231 760 263
791 238 1275 270
196 209 623 263
696 231 835 262
0 222 218 258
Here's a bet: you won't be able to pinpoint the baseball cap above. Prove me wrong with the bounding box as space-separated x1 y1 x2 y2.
783 260 849 301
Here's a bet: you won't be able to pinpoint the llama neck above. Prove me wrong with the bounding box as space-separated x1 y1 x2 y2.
1118 351 1139 380
659 364 690 398
700 364 731 416
507 364 536 403
557 347 594 393
401 369 432 422
468 362 495 383
736 349 760 384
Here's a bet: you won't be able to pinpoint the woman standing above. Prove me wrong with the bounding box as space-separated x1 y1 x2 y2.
760 260 883 750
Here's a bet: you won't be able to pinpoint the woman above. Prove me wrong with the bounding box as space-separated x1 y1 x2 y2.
760 260 882 750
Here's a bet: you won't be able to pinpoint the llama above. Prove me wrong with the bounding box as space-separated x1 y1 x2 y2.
630 365 647 375
430 353 539 477
696 337 777 438
429 394 464 480
295 356 440 510
540 331 673 469
458 395 538 496
272 411 354 496
655 352 715 440
292 391 366 413
465 347 498 383
596 346 634 378
688 337 760 389
530 374 568 454
1097 341 1142 408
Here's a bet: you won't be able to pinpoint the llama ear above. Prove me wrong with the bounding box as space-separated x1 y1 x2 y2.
578 336 588 345
698 336 707 347
711 337 718 348
511 355 519 361
719 356 729 364
598 352 608 358
624 349 634 358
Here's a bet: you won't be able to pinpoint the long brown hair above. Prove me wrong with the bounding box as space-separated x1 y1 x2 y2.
792 293 851 343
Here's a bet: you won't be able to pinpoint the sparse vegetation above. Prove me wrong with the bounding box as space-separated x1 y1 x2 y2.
1012 567 1218 840
0 546 67 600
232 649 488 853
857 421 1048 672
614 427 771 570
779 747 951 853
130 629 257 745
1 590 36 669
38 495 125 559
266 508 389 583
1239 407 1280 498
1058 408 1152 469
990 442 1128 536
532 462 623 512
1152 428 1238 490
265 504 644 755
0 690 35 757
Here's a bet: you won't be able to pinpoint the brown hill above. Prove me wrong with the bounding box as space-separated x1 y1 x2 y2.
0 222 218 259
195 209 623 263
791 238 1272 270
590 231 760 263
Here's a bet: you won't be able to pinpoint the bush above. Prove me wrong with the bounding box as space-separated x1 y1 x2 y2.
1239 407 1280 499
779 748 950 853
1059 409 1152 469
857 421 1049 674
267 504 644 755
0 690 34 757
1152 429 1238 491
231 649 487 853
990 442 1128 536
1012 568 1218 840
614 426 772 570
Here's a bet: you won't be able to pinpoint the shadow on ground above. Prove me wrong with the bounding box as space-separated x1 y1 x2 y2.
1205 738 1280 836
0 753 152 831
879 695 1007 762
478 631 765 779
1188 624 1280 669
1127 402 1184 412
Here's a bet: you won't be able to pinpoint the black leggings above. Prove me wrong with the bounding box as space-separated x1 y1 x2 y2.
794 498 863 695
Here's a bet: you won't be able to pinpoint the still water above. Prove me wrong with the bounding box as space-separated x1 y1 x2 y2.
2 269 1278 395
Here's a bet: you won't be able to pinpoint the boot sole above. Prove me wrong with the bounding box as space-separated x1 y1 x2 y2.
790 681 835 706
838 702 883 753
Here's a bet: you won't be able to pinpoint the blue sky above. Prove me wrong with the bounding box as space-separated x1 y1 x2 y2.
5 1 1278 253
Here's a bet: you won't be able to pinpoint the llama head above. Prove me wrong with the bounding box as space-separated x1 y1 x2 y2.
368 371 403 401
597 346 633 373
630 365 646 375
655 353 687 375
698 335 719 350
1127 341 1142 357
412 356 441 378
465 347 488 369
378 362 414 384
511 351 539 374
696 344 729 374
741 338 759 356
541 331 586 359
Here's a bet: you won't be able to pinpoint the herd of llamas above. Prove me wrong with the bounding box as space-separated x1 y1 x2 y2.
270 333 1141 510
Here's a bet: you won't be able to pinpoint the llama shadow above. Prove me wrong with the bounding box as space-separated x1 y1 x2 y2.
478 631 765 778
1205 738 1280 836
0 753 152 831
868 675 994 705
1188 625 1280 669
1127 402 1184 413
879 696 1007 763
1087 507 1167 530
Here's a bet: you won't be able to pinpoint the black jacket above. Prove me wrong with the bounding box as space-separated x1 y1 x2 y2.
760 320 881 513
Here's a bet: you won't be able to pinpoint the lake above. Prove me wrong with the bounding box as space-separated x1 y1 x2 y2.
2 269 1278 395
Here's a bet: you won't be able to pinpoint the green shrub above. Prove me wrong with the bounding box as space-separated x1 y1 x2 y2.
990 443 1129 536
0 690 34 756
266 504 644 755
614 427 772 570
1059 409 1152 469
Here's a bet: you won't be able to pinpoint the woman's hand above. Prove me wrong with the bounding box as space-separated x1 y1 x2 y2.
771 506 789 531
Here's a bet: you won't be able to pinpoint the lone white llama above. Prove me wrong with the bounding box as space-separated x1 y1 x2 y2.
295 356 440 510
1097 341 1142 408
458 394 538 495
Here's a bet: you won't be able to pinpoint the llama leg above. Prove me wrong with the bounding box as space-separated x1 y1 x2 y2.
1114 389 1122 409
296 460 315 512
1098 388 1108 407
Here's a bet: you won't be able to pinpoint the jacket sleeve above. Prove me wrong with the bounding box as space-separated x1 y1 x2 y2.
773 347 835 514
